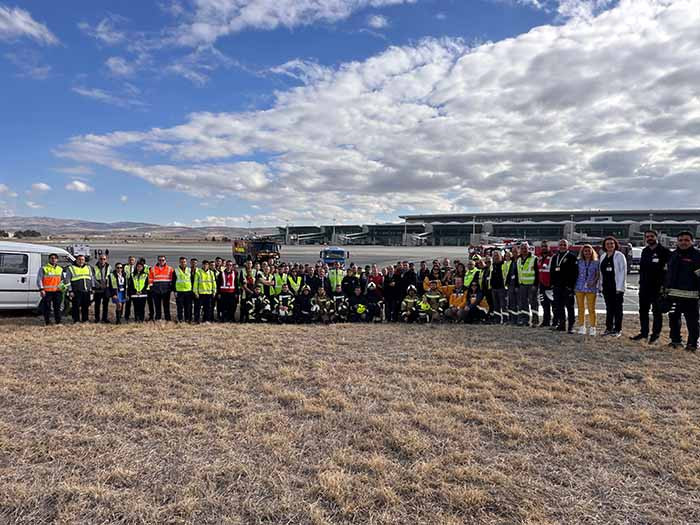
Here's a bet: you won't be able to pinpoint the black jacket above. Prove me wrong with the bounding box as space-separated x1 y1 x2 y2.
665 247 700 299
342 275 360 298
550 250 578 289
639 244 671 292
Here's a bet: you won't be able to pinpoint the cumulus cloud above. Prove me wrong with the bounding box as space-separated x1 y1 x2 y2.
367 14 389 29
58 0 700 223
0 4 58 45
31 182 51 192
65 180 94 193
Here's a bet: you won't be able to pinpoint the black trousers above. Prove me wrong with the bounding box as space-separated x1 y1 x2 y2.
176 291 193 322
42 291 62 324
539 285 553 326
669 298 699 347
219 293 238 322
93 290 109 322
147 291 155 320
153 291 171 321
239 295 249 323
199 294 214 322
603 288 624 332
638 287 663 337
553 286 575 329
72 291 90 323
132 297 147 322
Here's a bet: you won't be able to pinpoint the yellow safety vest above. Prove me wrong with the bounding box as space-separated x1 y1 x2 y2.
175 267 192 292
41 264 63 292
131 273 149 296
464 268 479 287
517 256 536 285
69 265 91 282
195 269 215 295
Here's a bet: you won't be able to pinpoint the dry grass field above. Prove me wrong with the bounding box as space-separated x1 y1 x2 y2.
1 322 699 525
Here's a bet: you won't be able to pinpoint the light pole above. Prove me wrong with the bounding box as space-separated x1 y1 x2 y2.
404 218 407 247
332 216 336 244
648 212 653 231
285 219 290 245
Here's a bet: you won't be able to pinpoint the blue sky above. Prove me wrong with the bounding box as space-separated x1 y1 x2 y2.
1 0 698 227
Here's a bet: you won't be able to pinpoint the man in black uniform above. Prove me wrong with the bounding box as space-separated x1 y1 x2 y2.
630 230 671 344
665 231 700 351
550 239 578 333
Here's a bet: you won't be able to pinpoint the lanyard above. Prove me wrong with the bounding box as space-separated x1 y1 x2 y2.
556 251 569 269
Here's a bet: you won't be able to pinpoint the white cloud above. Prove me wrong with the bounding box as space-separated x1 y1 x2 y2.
65 180 94 193
105 56 135 76
58 0 700 222
4 50 51 79
72 86 145 108
54 166 94 175
173 0 418 46
0 5 58 45
78 14 126 45
31 182 51 192
25 200 43 209
367 14 389 29
120 195 128 203
0 184 9 193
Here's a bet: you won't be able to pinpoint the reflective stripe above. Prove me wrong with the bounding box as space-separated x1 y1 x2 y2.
132 273 149 294
175 267 192 292
42 265 62 292
195 269 216 294
668 288 700 299
517 256 536 285
151 265 174 283
464 269 479 287
70 265 91 282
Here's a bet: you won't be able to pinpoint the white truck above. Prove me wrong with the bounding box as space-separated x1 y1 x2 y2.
0 241 75 310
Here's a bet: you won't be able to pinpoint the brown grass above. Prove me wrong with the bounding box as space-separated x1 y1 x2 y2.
0 322 699 524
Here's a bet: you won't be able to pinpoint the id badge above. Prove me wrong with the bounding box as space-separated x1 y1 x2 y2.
606 267 613 272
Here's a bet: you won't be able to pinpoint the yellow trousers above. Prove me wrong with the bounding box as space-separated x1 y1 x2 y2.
576 292 597 327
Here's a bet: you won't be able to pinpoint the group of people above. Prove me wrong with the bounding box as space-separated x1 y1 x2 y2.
36 230 700 352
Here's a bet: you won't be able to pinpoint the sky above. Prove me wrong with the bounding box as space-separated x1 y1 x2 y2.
0 0 698 228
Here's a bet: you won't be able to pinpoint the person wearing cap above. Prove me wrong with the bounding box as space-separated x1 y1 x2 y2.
127 261 149 322
273 282 295 323
515 243 540 327
294 284 314 323
401 285 420 323
194 259 216 323
247 284 271 323
37 253 64 326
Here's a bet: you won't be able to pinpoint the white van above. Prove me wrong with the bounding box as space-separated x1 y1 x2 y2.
0 241 75 310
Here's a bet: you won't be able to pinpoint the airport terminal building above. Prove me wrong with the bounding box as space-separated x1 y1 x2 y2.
281 209 700 246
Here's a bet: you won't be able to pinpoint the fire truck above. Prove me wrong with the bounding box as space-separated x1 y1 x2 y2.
232 238 281 266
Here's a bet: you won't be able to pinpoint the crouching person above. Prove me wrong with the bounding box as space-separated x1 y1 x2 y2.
419 280 446 323
273 283 295 323
332 284 349 322
313 288 334 324
247 284 271 323
443 277 467 322
348 286 369 322
294 285 314 323
465 281 487 324
365 282 383 322
401 285 420 323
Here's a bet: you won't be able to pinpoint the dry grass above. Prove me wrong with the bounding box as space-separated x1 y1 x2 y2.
0 321 699 524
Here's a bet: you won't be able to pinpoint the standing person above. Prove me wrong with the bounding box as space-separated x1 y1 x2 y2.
550 239 578 333
65 254 94 323
599 236 627 337
383 266 399 321
328 262 344 293
630 230 671 344
190 258 200 323
213 257 224 322
37 253 64 326
194 260 216 323
341 267 360 298
665 231 700 351
217 259 239 322
141 258 154 321
287 267 303 295
516 243 540 327
503 250 517 324
127 261 149 322
173 257 193 323
418 261 430 296
123 256 136 322
149 255 174 321
109 263 127 324
489 251 507 324
240 260 256 323
575 244 599 336
537 242 554 327
93 254 112 323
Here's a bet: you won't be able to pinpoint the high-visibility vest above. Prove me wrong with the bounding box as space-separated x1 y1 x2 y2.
517 256 536 285
150 264 174 285
94 264 111 281
329 269 343 289
288 275 302 294
41 264 63 292
131 273 149 296
69 265 91 282
124 264 135 278
464 268 479 287
273 273 287 295
502 261 512 282
195 269 215 295
175 267 192 292
219 271 237 292
109 273 126 291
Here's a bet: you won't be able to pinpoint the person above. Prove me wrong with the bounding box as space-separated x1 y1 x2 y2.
575 244 599 336
365 282 383 322
313 287 334 324
273 282 295 323
217 259 238 322
247 284 271 323
64 254 94 323
331 284 348 322
665 231 700 351
213 257 224 321
240 260 256 323
194 259 216 323
488 251 507 324
550 239 578 333
123 256 136 322
420 280 446 323
537 242 554 327
37 253 64 325
515 243 539 327
504 250 518 324
328 262 344 292
189 258 200 323
109 263 127 324
173 257 193 323
342 267 360 298
443 276 467 322
348 286 368 322
149 255 174 321
418 262 430 296
599 236 627 337
401 285 419 323
294 285 314 323
140 258 155 321
127 261 149 322
383 266 400 321
287 267 303 295
630 230 671 344
464 281 486 324
93 254 112 323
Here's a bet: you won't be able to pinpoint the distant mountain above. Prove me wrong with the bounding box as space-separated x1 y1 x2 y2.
0 216 278 239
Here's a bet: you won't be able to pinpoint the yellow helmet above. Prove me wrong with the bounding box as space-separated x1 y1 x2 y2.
357 304 367 314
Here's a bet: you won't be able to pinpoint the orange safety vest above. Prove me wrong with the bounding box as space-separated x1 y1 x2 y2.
42 264 63 292
149 264 174 285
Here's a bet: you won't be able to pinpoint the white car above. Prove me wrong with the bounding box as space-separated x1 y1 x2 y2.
0 241 75 310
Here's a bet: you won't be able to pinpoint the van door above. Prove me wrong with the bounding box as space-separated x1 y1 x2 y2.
0 252 31 308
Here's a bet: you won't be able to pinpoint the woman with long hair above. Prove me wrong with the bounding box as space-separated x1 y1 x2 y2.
599 236 627 337
575 244 599 336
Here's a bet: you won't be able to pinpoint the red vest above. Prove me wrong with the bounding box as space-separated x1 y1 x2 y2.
220 271 236 293
538 256 551 288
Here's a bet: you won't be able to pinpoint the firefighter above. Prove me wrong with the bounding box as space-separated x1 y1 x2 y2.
665 231 700 351
489 251 507 324
247 284 271 323
365 281 383 322
331 284 348 322
294 284 314 323
348 286 368 322
401 285 420 323
419 280 447 323
313 287 334 324
273 283 295 323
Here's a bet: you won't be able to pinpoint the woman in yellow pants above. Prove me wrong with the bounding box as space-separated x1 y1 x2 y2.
575 244 600 336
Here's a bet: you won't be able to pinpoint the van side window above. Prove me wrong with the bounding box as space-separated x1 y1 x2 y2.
0 253 29 274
